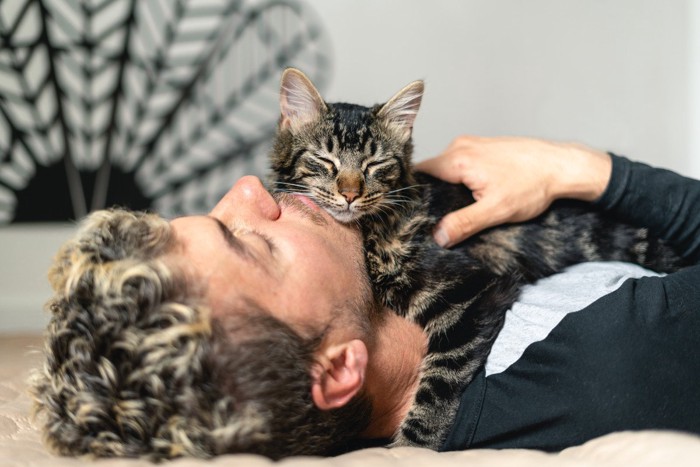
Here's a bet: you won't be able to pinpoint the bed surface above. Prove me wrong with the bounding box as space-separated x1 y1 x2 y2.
2 334 698 467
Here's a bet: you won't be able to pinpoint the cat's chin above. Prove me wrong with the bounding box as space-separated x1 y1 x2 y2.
328 209 361 224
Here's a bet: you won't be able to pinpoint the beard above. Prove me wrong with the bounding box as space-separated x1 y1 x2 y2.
272 191 381 341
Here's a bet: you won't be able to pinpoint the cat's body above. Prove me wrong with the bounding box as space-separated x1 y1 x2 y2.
269 69 685 448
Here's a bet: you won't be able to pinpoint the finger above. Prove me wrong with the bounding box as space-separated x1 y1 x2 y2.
433 201 501 247
415 154 464 183
447 134 480 151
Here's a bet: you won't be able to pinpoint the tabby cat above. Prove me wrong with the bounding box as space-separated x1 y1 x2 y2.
268 68 685 449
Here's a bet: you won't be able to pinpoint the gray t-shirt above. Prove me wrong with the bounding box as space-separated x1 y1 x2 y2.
486 261 663 376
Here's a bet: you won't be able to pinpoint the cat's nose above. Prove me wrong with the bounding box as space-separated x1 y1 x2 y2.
341 189 360 203
337 172 363 204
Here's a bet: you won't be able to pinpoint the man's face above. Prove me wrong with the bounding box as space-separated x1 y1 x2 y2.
169 176 371 338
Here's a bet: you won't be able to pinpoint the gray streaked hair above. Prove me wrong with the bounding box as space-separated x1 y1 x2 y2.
31 208 371 460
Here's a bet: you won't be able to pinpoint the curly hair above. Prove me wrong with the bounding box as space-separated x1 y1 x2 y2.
31 209 372 460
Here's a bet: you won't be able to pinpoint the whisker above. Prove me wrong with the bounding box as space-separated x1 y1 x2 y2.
273 188 313 196
272 181 312 190
383 196 413 203
384 192 413 198
383 198 413 205
385 184 427 195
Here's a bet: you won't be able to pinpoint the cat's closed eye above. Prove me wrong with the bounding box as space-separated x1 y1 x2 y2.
364 159 389 176
314 155 337 175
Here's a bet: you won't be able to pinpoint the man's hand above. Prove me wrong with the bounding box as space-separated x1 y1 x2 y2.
416 136 612 247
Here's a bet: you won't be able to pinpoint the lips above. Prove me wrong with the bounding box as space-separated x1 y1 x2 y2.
273 192 329 226
291 194 322 213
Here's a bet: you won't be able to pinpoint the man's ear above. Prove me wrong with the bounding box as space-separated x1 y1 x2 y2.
279 67 327 132
377 80 424 143
311 339 368 410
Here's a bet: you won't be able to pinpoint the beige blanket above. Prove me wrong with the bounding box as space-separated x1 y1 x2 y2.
2 335 698 467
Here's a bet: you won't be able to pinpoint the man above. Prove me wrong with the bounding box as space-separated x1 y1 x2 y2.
31 137 700 459
32 172 425 459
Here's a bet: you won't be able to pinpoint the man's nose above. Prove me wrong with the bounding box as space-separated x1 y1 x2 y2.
210 176 281 222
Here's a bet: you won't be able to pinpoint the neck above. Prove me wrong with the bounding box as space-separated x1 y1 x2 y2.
361 310 427 439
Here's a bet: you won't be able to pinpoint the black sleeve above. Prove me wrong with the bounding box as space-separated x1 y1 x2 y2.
595 154 700 263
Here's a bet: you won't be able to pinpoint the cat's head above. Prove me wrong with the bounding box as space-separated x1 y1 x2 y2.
270 68 423 223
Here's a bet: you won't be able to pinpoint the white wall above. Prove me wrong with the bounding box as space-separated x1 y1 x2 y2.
1 0 697 333
690 0 700 179
307 0 695 176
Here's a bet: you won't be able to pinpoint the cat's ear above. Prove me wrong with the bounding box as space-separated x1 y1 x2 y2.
279 68 327 132
377 80 424 142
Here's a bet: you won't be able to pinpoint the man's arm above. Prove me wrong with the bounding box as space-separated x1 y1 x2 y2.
595 155 700 263
416 136 611 247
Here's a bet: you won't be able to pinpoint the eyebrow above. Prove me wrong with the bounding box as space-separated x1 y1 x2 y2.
210 217 248 256
208 217 277 275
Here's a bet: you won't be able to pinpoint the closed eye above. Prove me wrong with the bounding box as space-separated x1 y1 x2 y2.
314 156 338 175
249 229 277 255
364 160 389 175
210 218 276 266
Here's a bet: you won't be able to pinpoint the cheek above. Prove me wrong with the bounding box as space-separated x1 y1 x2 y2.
294 232 362 284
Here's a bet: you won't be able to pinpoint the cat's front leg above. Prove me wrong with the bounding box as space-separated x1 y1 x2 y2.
391 392 462 449
364 246 408 315
361 228 418 315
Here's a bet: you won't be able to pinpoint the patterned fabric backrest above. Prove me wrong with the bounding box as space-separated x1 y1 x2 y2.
0 0 331 223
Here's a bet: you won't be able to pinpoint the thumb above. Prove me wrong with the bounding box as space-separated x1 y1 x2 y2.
433 201 497 247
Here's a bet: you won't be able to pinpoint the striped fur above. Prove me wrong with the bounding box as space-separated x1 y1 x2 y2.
269 69 686 449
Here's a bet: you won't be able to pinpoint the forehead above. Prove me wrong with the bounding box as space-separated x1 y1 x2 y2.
323 102 378 150
167 217 262 312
